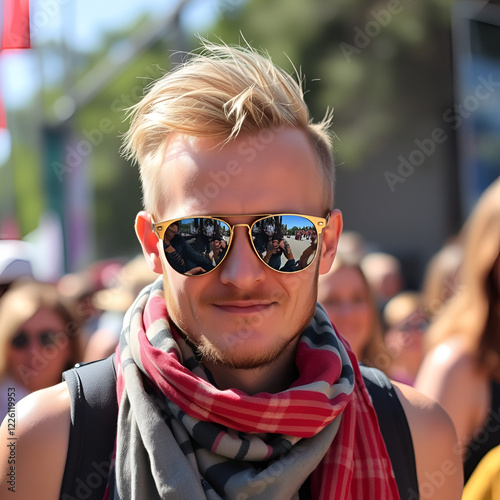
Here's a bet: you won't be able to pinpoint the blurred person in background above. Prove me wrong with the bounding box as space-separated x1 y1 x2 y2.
57 258 125 341
415 177 500 483
318 256 388 369
420 238 463 320
0 240 34 298
335 230 368 265
84 254 158 362
361 251 404 311
462 443 500 500
383 291 428 386
0 280 83 417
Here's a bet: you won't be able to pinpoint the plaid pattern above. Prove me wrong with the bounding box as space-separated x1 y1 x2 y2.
105 278 400 499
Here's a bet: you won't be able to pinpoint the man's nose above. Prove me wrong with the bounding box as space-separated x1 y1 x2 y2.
219 226 266 288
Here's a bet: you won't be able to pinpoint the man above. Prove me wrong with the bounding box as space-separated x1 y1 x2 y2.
0 42 462 499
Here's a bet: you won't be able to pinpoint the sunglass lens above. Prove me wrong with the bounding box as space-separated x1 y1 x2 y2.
40 331 58 347
163 218 231 275
251 215 318 272
11 332 29 349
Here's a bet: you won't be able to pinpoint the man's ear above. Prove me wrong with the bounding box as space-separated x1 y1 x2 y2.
318 209 343 275
135 211 163 274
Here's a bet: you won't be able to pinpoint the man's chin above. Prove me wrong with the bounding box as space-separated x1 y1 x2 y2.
193 334 298 370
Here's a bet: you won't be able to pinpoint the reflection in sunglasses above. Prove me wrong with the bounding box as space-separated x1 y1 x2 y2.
153 214 327 276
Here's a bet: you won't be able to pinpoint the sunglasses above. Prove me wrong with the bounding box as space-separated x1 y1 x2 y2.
397 319 430 333
152 213 329 276
11 330 60 350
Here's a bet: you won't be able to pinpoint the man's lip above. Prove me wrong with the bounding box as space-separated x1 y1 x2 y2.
213 301 276 314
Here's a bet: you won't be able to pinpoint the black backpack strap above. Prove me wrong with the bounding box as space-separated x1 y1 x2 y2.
60 354 118 500
360 365 419 500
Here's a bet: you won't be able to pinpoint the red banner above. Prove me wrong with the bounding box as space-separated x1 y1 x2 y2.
1 0 31 50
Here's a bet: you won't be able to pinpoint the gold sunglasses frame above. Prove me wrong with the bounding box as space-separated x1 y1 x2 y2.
152 213 330 276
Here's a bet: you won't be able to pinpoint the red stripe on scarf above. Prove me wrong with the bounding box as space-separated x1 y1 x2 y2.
116 350 125 406
311 360 400 499
1 0 30 50
143 294 167 329
211 431 225 453
116 289 401 499
138 325 351 438
293 343 343 385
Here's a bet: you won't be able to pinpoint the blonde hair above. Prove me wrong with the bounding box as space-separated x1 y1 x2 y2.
383 291 422 328
426 178 500 377
122 41 335 217
420 238 463 319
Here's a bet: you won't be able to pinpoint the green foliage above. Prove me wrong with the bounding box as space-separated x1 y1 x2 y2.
1 102 45 236
3 0 456 269
211 0 454 169
51 17 172 261
11 142 44 234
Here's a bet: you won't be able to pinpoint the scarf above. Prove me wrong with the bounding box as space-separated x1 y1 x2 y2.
105 278 400 500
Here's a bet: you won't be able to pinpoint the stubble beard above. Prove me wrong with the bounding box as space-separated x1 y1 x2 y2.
163 266 320 371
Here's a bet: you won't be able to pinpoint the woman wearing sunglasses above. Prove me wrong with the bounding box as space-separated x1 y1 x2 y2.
0 280 83 418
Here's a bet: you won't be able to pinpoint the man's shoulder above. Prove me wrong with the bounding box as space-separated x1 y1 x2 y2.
392 380 464 499
0 382 71 500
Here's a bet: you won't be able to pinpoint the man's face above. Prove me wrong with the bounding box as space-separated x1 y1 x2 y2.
203 222 215 238
264 222 276 236
139 127 341 370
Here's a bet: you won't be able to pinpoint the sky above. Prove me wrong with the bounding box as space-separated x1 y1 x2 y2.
0 0 219 109
0 0 223 163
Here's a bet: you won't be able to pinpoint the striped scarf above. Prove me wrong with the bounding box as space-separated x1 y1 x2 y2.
105 278 400 499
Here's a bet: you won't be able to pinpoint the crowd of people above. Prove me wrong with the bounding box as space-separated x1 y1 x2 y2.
317 177 500 497
0 41 498 499
1 174 497 499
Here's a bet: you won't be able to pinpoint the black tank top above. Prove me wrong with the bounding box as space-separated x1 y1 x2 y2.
61 358 419 499
464 379 500 483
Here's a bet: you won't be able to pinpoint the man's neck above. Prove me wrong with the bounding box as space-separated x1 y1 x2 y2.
205 345 299 395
